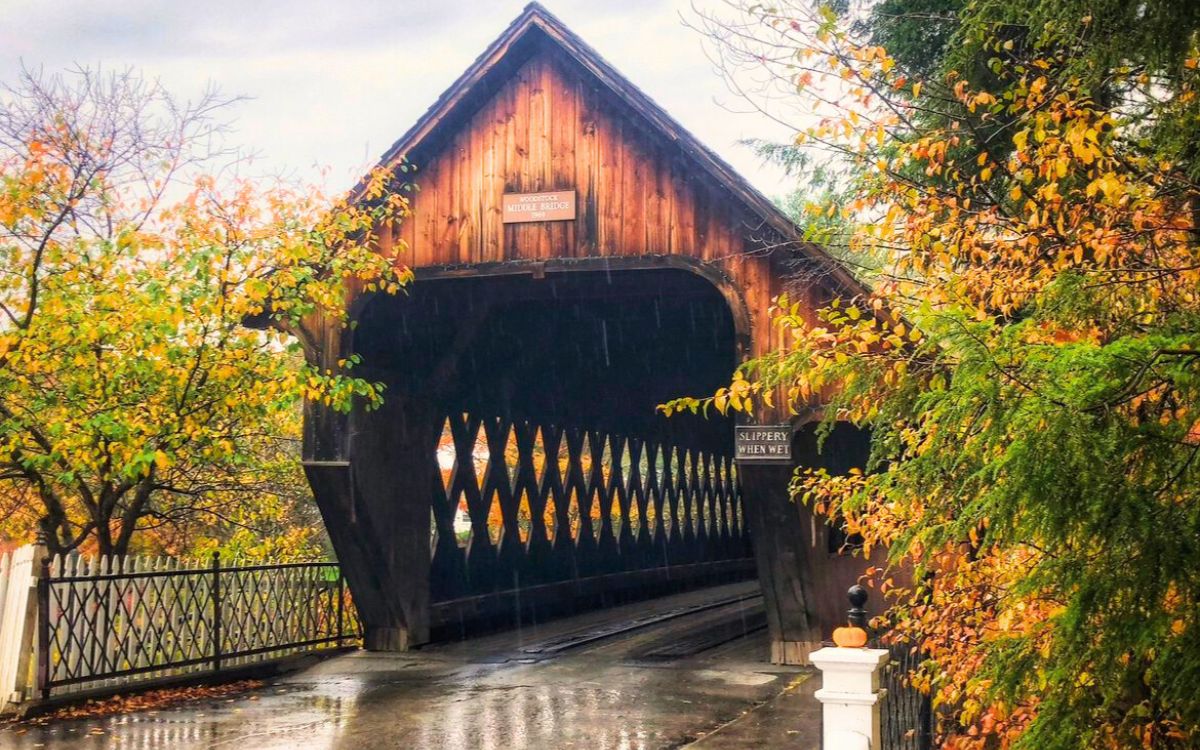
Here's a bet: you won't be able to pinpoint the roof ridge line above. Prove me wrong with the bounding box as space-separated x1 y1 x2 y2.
354 3 867 297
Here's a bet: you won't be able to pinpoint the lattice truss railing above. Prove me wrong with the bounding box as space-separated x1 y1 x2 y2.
429 412 751 600
39 555 359 696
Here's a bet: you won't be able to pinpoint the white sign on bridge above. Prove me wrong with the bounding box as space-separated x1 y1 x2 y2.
734 425 792 464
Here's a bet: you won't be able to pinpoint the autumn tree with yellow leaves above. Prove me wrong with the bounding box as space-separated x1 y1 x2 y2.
0 67 410 558
676 1 1200 747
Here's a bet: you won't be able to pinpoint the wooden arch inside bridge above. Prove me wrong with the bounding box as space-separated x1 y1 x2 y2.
287 3 881 664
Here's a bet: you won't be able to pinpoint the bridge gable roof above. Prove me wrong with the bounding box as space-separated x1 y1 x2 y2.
362 3 863 294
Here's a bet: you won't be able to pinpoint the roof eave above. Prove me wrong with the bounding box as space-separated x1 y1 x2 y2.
355 2 868 298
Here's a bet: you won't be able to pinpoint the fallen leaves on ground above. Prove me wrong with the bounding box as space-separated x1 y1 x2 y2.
6 679 265 727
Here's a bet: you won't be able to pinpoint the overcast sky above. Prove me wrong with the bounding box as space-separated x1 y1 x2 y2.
0 0 795 198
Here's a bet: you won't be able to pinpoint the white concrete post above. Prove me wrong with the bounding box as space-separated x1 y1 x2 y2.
0 539 47 712
810 645 890 750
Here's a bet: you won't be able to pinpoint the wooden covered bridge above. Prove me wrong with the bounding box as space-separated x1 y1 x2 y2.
289 3 879 665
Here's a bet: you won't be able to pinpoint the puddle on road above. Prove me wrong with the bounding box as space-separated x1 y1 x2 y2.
688 669 778 687
1 661 793 750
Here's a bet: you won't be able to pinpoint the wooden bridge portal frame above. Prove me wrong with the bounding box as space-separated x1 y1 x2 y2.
274 3 882 665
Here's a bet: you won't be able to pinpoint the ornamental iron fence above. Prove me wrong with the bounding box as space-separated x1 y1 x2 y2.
846 584 933 750
878 638 934 750
35 552 357 699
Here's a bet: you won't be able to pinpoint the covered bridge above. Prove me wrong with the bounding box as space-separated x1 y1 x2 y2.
289 3 879 665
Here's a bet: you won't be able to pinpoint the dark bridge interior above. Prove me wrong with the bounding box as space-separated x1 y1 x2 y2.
348 268 755 639
354 268 738 437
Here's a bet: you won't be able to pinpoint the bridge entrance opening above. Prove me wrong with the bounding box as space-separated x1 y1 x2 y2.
347 266 754 641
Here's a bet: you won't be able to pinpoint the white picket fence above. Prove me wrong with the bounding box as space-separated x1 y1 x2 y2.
0 543 355 713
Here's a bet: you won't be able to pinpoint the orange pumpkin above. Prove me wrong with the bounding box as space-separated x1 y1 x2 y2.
832 625 868 648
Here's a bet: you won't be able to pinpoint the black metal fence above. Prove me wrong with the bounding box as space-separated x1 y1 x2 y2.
36 553 359 698
839 584 933 750
878 639 933 750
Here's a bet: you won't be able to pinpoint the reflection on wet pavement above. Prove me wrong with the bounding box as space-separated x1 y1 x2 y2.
0 582 820 750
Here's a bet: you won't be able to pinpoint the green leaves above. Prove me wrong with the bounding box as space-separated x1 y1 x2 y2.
0 68 411 558
708 0 1200 745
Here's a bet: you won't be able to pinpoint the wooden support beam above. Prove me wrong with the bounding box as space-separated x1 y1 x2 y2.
348 393 440 649
739 463 821 665
303 458 410 649
303 385 443 652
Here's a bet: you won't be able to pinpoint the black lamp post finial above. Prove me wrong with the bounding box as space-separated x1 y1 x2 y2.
847 584 868 628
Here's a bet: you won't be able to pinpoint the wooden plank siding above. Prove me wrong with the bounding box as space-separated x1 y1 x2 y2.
386 49 810 370
290 4 881 661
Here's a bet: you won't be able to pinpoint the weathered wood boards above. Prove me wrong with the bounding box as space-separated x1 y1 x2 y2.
296 3 874 662
395 51 749 269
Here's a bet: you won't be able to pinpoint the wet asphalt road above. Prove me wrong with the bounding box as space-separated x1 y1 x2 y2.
0 582 820 750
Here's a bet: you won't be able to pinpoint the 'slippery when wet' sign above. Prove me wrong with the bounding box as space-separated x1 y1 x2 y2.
502 190 577 223
734 425 792 464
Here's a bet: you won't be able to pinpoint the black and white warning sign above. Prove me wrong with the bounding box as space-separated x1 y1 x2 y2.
734 425 792 464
